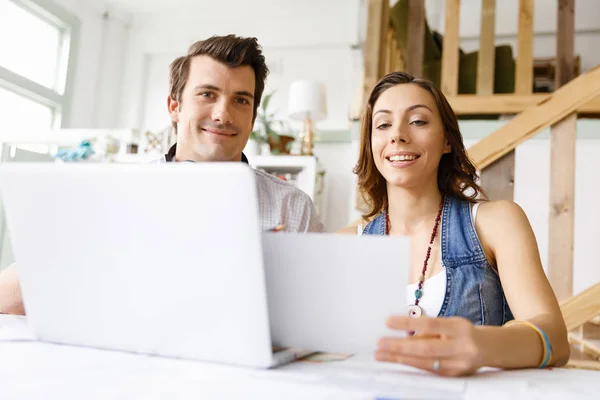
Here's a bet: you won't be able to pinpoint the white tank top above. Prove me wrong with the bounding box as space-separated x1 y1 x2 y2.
358 202 480 317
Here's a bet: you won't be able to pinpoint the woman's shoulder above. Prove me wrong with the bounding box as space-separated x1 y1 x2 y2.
468 200 531 267
474 199 532 235
477 199 527 219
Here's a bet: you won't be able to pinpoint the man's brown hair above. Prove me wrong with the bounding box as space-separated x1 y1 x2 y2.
168 34 269 132
355 71 486 219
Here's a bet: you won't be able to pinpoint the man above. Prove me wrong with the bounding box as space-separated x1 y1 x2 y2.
0 35 325 315
161 34 323 232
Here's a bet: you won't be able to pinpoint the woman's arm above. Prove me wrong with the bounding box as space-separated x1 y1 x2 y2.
0 264 25 315
376 200 570 376
473 200 570 368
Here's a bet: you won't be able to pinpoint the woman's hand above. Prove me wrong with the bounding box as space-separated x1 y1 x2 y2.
375 315 485 377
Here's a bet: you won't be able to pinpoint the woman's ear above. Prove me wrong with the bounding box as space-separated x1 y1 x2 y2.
443 136 452 154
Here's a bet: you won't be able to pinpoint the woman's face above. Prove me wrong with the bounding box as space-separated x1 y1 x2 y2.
371 83 451 190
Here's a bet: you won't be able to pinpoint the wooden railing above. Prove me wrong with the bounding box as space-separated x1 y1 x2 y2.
357 0 600 303
468 65 600 168
359 0 600 118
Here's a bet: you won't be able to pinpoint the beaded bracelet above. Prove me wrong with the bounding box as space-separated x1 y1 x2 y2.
503 320 553 368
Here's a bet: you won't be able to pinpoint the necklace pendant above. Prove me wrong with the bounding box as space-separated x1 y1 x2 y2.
407 304 422 318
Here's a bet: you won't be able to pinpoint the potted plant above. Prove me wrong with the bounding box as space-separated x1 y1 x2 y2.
254 91 295 155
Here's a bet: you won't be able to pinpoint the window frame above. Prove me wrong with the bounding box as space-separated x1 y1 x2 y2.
0 0 80 128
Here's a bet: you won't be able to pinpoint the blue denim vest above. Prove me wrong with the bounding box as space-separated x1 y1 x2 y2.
362 196 514 326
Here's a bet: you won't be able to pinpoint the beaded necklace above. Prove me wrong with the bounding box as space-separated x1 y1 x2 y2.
384 197 444 318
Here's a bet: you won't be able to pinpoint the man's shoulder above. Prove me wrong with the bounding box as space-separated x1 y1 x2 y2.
252 168 325 232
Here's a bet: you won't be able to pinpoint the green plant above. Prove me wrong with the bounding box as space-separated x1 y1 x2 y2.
252 91 286 144
249 129 266 144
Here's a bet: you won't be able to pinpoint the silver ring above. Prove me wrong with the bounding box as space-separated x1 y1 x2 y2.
433 359 440 371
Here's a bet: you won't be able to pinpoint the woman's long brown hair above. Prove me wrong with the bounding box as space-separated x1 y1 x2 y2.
354 72 486 219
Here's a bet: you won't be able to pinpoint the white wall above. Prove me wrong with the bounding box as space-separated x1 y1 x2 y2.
425 0 600 72
50 0 129 128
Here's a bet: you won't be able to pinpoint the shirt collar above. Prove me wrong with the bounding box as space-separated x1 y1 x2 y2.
165 144 249 164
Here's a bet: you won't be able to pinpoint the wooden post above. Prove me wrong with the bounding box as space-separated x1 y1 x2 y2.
386 28 405 75
379 1 390 78
548 0 576 301
362 0 390 105
480 151 515 201
484 0 533 202
476 0 515 200
406 0 425 77
476 0 496 95
515 0 534 95
386 28 395 75
482 0 534 201
393 39 406 72
355 0 390 212
555 0 576 89
441 0 461 96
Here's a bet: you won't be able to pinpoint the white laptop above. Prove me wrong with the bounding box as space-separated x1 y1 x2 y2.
0 162 408 368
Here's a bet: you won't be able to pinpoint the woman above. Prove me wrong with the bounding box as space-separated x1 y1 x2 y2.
339 72 569 376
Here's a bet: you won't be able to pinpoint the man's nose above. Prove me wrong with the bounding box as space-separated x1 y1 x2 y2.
211 100 233 124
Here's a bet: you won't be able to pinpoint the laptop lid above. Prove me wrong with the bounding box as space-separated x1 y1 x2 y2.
262 232 409 355
0 162 275 368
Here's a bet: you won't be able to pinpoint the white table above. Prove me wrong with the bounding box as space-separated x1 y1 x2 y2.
1 315 598 399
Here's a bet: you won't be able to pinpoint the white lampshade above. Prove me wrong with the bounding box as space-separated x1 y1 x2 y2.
287 79 327 122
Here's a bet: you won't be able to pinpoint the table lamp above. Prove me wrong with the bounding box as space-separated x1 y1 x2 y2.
287 80 327 155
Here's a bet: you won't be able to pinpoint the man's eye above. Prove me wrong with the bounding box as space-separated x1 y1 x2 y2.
236 98 250 105
200 92 215 98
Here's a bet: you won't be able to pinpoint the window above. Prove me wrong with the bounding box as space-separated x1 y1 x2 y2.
0 1 64 90
0 86 56 154
0 0 78 154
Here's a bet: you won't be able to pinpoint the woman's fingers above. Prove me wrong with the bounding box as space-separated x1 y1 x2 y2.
386 315 472 337
378 316 483 376
377 335 458 358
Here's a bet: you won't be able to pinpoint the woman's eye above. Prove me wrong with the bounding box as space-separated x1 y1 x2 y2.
410 120 427 126
376 123 391 129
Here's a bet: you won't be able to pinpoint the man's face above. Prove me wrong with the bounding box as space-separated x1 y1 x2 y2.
168 55 256 162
